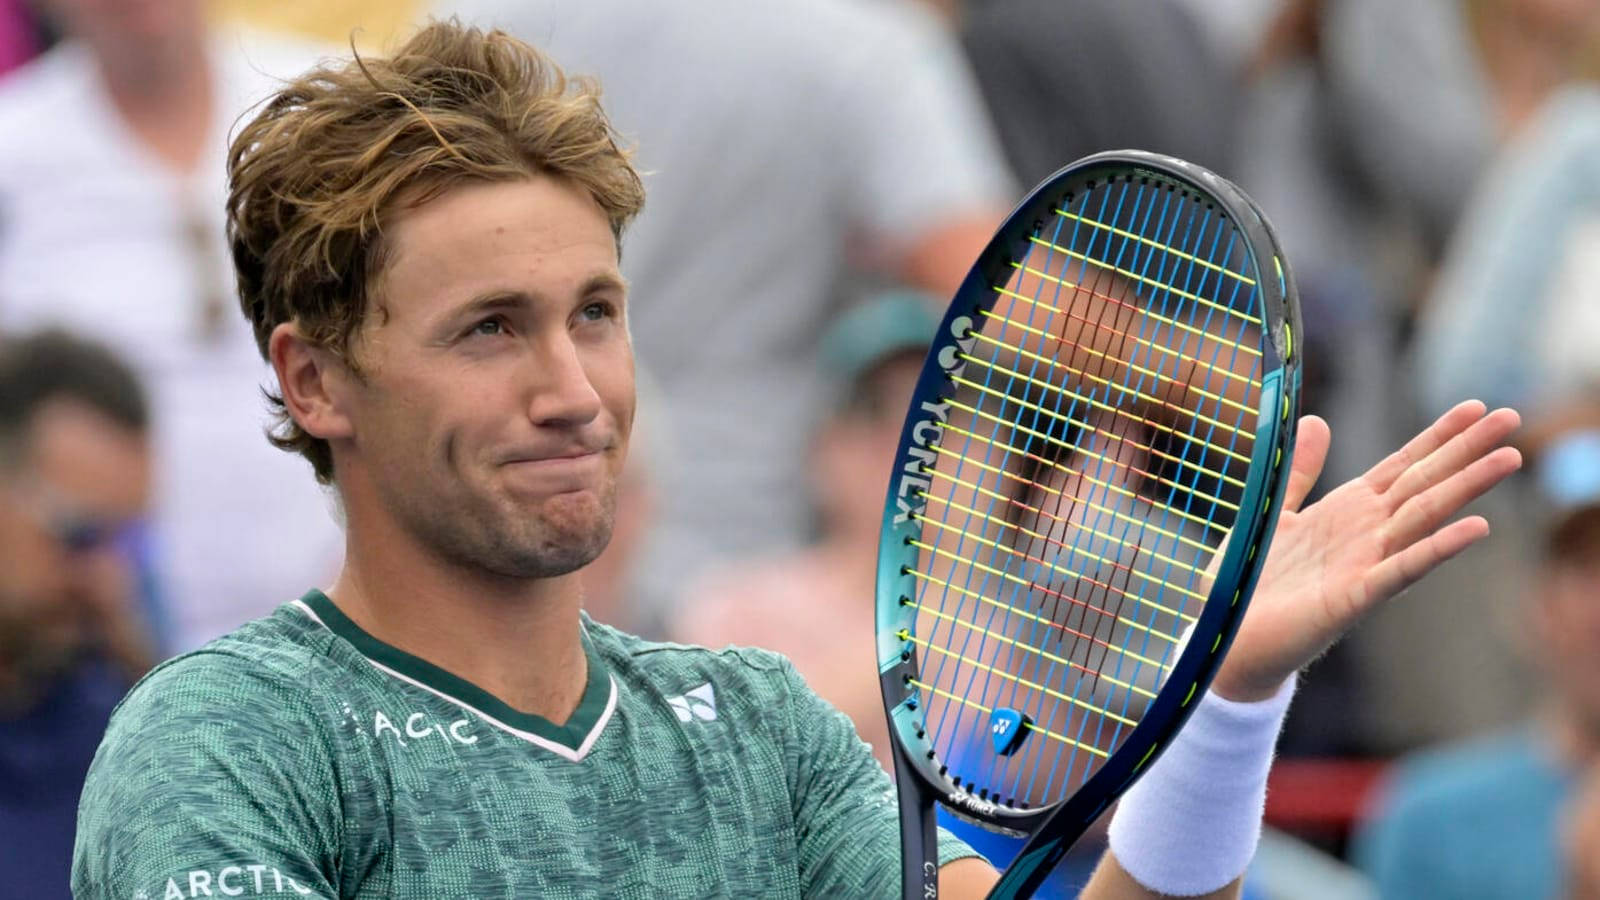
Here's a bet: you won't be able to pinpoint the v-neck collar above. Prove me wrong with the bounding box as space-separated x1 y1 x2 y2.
293 589 616 762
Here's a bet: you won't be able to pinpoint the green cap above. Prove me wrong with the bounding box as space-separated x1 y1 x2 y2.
819 290 941 391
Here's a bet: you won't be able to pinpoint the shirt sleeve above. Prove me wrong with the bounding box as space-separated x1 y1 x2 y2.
1415 85 1600 413
72 653 344 900
777 657 983 897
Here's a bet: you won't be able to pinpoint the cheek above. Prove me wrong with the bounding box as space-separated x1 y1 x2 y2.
589 349 636 438
354 380 468 482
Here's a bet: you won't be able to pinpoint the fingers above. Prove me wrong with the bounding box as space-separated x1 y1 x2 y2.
1384 406 1522 508
1385 445 1523 551
1366 515 1492 603
1282 415 1330 512
1362 399 1488 493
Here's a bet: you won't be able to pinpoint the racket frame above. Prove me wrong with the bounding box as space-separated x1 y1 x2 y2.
874 150 1303 900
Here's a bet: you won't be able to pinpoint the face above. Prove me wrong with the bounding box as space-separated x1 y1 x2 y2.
1536 550 1600 734
0 398 150 647
331 176 634 581
813 352 924 537
44 0 203 62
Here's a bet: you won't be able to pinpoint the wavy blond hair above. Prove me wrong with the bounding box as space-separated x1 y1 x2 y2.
227 20 645 482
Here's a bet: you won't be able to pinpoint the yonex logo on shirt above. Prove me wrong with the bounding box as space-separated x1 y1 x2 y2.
666 683 717 722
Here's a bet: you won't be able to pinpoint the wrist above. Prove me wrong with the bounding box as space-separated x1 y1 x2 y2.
1106 676 1297 895
1209 671 1294 704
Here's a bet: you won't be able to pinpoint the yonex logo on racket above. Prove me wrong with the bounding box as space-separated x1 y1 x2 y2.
934 314 975 375
893 315 974 526
945 788 998 818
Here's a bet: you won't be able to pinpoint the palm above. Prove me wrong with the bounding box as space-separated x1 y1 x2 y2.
1211 401 1523 702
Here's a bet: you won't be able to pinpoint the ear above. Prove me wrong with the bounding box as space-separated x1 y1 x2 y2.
269 322 357 443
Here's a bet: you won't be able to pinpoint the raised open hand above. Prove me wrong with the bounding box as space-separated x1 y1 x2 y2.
1210 400 1523 702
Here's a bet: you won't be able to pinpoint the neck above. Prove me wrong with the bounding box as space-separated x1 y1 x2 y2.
1475 12 1579 136
1542 701 1600 769
817 525 881 589
328 500 589 725
92 34 214 174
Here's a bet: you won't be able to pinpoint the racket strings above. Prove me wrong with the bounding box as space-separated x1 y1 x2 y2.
1005 251 1195 799
1050 205 1258 288
989 285 1259 400
918 185 1151 783
896 585 1170 682
946 371 1250 494
1024 233 1262 326
955 339 1257 461
904 177 1269 809
928 184 1190 784
1026 190 1263 801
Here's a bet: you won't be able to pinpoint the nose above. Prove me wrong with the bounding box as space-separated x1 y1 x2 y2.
525 332 602 429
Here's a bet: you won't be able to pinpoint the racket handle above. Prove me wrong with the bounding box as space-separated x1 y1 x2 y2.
892 743 939 900
986 837 1068 900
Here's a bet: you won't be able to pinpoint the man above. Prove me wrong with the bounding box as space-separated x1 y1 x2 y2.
0 330 155 896
73 23 1522 899
432 0 1014 619
1355 397 1600 898
0 0 340 650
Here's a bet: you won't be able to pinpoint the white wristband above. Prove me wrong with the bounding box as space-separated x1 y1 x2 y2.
1106 676 1296 896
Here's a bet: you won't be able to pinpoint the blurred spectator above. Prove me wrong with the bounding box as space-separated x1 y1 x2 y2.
960 0 1238 189
1173 0 1285 74
1353 395 1600 898
1226 0 1600 757
434 0 1012 623
1567 762 1600 900
1415 84 1600 417
0 330 154 896
675 290 937 770
673 289 1098 895
0 0 342 648
0 0 44 77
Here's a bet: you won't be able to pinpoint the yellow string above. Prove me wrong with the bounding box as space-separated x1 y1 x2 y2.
900 595 1165 693
1051 206 1257 286
909 679 1111 758
1023 237 1263 326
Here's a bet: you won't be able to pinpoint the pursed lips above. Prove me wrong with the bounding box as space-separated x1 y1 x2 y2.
496 443 611 491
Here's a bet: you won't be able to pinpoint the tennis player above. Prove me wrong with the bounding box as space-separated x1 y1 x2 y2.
72 22 1522 900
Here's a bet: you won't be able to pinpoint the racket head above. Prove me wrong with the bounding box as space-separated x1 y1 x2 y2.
875 150 1302 845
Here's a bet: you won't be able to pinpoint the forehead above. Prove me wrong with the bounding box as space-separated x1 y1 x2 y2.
22 398 149 517
378 176 621 316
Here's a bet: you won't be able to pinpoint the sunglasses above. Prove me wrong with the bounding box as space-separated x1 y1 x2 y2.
6 482 134 556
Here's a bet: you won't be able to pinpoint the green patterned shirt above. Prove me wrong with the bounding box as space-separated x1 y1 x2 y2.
72 591 978 898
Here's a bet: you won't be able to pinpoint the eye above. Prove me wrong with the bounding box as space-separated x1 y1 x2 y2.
578 301 616 323
469 316 508 338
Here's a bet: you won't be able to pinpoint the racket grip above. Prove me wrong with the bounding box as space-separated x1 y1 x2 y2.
892 742 939 900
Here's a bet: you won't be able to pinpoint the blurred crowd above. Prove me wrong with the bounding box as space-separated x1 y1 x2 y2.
1 0 1597 896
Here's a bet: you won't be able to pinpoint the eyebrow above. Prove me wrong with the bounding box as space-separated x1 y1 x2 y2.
449 273 630 322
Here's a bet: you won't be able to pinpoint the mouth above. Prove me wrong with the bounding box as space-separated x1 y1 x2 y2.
500 442 609 466
497 447 609 494
505 452 601 472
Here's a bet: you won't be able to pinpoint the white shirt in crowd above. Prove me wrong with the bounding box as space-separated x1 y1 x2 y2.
0 29 344 649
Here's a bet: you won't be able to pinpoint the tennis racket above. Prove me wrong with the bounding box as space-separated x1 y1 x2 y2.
875 150 1302 899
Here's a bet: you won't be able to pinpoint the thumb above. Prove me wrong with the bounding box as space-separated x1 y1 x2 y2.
1281 415 1330 513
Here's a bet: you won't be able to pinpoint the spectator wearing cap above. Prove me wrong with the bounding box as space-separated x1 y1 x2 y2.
1354 395 1600 899
0 330 157 896
672 290 940 771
